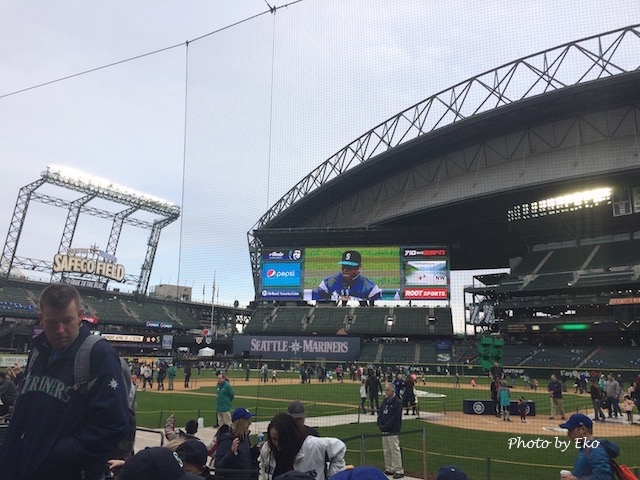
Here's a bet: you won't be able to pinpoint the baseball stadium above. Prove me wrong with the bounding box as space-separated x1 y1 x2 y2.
1 8 640 480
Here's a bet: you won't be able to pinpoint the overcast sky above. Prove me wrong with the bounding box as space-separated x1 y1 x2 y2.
1 1 638 333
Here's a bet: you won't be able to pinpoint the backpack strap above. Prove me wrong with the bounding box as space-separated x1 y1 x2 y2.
73 334 103 394
22 348 40 389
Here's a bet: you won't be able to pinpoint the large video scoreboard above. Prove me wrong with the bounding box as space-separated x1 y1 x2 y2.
259 245 449 302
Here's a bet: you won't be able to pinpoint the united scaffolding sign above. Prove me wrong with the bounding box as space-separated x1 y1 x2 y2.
233 335 361 361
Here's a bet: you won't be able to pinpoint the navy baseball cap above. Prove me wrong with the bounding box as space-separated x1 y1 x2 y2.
339 250 361 267
287 400 306 419
176 439 208 466
436 465 468 480
117 447 202 480
232 407 255 422
560 413 592 430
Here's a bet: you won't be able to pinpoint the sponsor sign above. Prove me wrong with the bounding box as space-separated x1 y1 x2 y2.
402 248 447 257
261 262 301 288
81 313 99 325
233 335 361 361
609 297 640 305
261 289 301 300
0 355 28 368
436 352 451 362
102 333 145 343
403 287 448 299
264 249 303 261
145 321 174 329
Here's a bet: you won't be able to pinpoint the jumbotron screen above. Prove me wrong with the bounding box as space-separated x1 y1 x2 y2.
259 245 449 302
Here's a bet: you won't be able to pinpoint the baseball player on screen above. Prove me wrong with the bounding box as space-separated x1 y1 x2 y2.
313 250 382 306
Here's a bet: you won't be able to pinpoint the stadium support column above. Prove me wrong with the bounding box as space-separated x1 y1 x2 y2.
136 216 174 296
246 230 263 299
51 194 96 283
0 178 46 279
103 207 138 290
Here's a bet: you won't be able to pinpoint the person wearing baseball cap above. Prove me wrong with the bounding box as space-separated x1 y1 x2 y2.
435 465 467 480
176 439 211 477
331 466 388 480
214 407 258 479
288 400 319 437
312 249 382 306
117 447 203 480
559 413 620 479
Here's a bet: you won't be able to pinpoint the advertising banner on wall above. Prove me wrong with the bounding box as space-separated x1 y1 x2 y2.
233 335 361 361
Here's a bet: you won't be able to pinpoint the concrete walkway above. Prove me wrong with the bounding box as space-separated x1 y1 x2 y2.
135 413 425 479
135 412 386 448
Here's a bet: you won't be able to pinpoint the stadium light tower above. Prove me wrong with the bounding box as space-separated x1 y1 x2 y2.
1 165 180 295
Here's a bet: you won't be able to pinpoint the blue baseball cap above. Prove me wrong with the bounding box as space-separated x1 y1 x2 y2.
332 467 387 480
232 407 255 422
560 413 592 430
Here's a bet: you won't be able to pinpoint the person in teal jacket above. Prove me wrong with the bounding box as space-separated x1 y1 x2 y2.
499 380 511 422
216 372 235 427
167 363 177 390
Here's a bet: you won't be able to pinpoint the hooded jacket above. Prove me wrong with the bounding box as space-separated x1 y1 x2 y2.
571 439 620 480
216 379 235 413
0 325 130 480
258 435 346 480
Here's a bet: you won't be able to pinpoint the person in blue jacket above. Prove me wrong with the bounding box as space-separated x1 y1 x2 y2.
0 283 130 480
559 413 619 480
313 250 382 306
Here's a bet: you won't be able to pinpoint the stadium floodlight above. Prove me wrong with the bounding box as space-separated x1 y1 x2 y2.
507 187 611 221
43 165 180 217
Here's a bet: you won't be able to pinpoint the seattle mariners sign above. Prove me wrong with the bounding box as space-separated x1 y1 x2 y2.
234 335 360 361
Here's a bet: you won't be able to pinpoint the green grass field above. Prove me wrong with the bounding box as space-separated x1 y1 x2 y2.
136 370 639 479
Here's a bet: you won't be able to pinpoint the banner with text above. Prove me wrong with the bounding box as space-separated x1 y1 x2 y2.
233 335 361 361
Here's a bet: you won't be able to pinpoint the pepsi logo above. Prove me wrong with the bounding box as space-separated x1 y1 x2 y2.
267 269 276 278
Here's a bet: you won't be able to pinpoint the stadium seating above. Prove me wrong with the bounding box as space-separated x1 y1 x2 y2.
579 346 640 369
82 295 134 325
359 342 380 362
521 272 575 291
535 246 592 274
521 346 590 367
510 250 550 276
415 343 437 363
243 305 276 334
0 285 38 314
379 342 417 364
500 344 532 366
453 344 477 363
587 240 640 269
346 308 392 336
